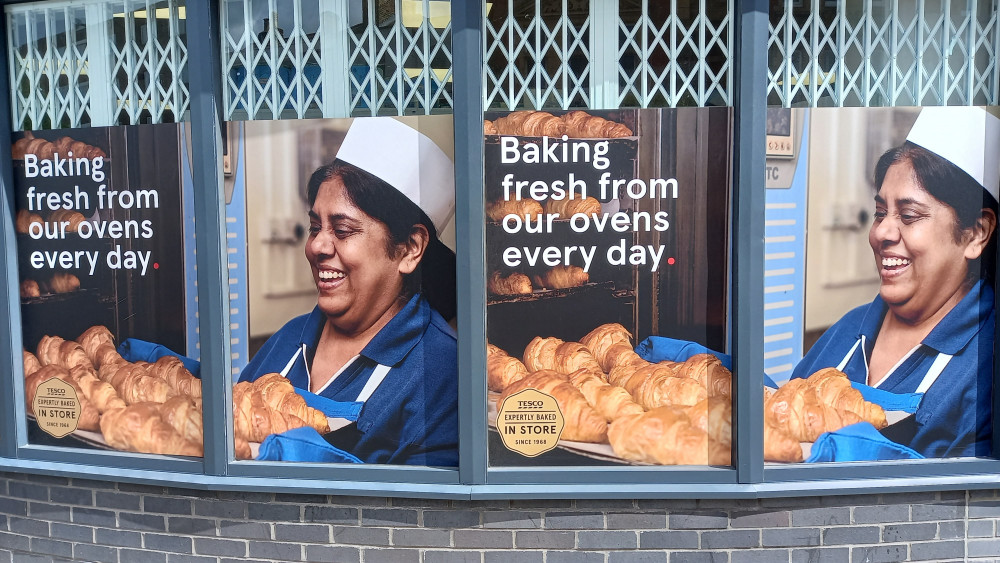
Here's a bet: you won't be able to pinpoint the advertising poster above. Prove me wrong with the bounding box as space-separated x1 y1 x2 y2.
483 108 733 466
762 106 999 463
230 115 459 466
12 124 202 457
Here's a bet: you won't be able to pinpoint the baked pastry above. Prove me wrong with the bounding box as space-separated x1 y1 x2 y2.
544 196 602 217
232 380 310 443
608 362 707 409
764 378 862 442
488 271 532 295
66 365 127 413
580 324 636 372
560 110 633 138
36 335 93 370
158 395 203 446
20 279 40 298
486 351 530 392
145 356 202 399
608 406 709 465
532 265 589 290
23 350 42 377
483 119 499 135
675 354 732 398
247 373 330 433
499 370 607 443
686 399 732 465
15 209 43 234
492 110 567 137
49 209 86 232
567 368 644 422
552 342 605 377
11 133 33 159
98 360 175 405
76 326 122 369
522 336 564 372
806 368 887 428
49 273 80 293
485 198 544 222
100 403 202 456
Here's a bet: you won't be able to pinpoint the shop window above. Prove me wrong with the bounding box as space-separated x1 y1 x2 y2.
5 0 190 130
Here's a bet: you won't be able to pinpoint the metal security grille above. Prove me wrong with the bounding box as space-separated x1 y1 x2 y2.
6 0 189 130
221 0 453 120
483 0 733 111
768 0 1000 107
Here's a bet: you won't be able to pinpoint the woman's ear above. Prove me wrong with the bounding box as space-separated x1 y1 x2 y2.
964 208 997 260
398 224 430 275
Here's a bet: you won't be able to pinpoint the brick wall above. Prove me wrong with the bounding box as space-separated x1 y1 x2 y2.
1 472 999 562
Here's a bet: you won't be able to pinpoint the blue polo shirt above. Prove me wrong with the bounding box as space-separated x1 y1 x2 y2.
240 294 458 466
792 280 994 458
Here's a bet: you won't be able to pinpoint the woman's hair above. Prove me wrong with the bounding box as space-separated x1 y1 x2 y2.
874 141 998 283
307 159 457 320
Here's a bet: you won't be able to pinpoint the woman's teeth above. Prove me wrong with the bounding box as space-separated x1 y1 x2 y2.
882 257 910 268
318 271 345 280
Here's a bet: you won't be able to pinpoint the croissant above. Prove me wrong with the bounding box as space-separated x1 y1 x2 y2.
146 356 202 399
15 209 43 234
98 360 175 405
23 350 42 377
485 198 544 222
25 138 48 157
100 404 202 456
806 368 887 428
764 378 861 442
608 406 709 465
36 335 93 370
49 209 86 232
483 119 499 135
488 271 533 295
522 336 564 372
686 399 732 465
249 373 330 433
552 342 604 377
487 352 530 392
580 323 634 372
232 380 310 443
764 422 805 462
49 273 80 293
560 110 633 138
24 365 101 432
675 354 732 398
76 326 121 369
610 363 707 410
567 368 644 422
486 342 505 358
499 370 607 443
544 196 602 217
158 395 204 446
20 280 40 299
235 436 254 460
53 136 74 155
11 135 32 159
493 110 567 137
67 365 126 413
532 265 589 290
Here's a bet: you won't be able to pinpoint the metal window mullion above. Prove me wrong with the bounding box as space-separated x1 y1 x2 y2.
965 0 977 104
863 0 872 105
783 0 793 106
809 0 819 106
994 0 1000 103
940 0 951 104
393 0 405 114
641 0 649 107
698 0 707 106
320 0 350 117
422 0 432 114
836 0 846 106
889 0 899 105
366 0 378 116
560 0 568 109
85 3 112 126
669 0 677 106
291 0 305 118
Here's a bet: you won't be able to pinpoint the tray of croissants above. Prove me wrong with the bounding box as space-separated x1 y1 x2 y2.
487 324 895 465
21 326 331 460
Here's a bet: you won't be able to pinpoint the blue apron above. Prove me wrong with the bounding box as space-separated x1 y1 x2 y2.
256 344 394 463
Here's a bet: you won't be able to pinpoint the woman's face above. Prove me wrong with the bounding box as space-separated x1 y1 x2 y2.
868 160 973 323
306 178 407 331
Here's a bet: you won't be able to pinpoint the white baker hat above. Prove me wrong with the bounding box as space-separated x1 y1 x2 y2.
905 106 1000 201
335 117 455 231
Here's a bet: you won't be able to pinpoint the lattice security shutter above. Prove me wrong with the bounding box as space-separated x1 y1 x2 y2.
221 0 453 120
6 0 189 130
768 0 1000 107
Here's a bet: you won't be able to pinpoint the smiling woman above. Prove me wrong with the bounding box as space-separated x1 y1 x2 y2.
790 107 1000 459
238 117 459 466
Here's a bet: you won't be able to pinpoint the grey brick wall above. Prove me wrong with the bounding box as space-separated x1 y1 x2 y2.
0 472 997 562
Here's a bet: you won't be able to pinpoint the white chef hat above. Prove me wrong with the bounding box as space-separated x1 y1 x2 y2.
335 117 455 232
905 106 1000 201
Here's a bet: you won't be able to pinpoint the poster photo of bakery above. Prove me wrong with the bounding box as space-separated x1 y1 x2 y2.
483 107 734 466
11 123 204 458
229 115 459 465
762 106 999 464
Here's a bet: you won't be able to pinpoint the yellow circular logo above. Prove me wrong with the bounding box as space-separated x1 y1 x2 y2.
31 377 81 438
497 388 564 456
